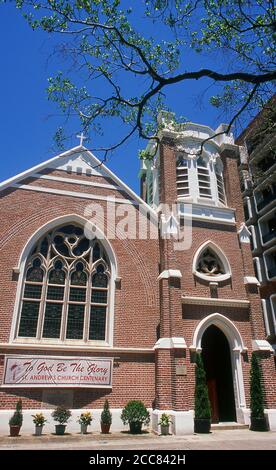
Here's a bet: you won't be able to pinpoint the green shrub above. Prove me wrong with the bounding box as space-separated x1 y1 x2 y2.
194 353 211 419
9 400 23 427
121 400 150 425
250 352 265 419
51 406 71 424
101 399 112 425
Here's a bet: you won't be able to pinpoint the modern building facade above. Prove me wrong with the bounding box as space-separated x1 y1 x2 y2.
236 97 276 347
0 113 275 434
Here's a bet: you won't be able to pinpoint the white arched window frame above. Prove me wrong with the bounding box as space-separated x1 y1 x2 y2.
192 240 232 282
10 215 117 347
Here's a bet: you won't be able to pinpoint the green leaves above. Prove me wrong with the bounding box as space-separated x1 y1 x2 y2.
250 352 265 419
194 353 211 420
7 0 276 154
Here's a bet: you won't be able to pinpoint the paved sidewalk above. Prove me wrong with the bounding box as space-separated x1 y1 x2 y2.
0 429 276 450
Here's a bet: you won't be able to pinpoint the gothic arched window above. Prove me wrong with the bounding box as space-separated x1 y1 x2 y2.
196 248 225 277
193 241 232 282
17 224 111 343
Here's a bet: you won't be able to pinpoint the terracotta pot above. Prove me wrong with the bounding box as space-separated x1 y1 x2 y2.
194 418 211 434
101 423 111 434
9 425 21 437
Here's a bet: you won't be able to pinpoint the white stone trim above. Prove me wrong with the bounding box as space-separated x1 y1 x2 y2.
243 196 253 222
258 206 276 248
253 257 265 284
160 213 179 236
190 313 247 409
265 409 276 431
9 214 118 349
154 337 187 350
0 408 147 434
178 202 236 225
158 269 182 280
0 343 154 354
261 299 273 337
269 294 276 336
244 276 260 286
191 313 247 353
0 145 157 218
182 296 250 308
263 246 276 281
157 116 237 149
238 223 251 244
32 173 121 190
251 339 273 352
11 183 137 206
152 409 194 435
192 240 232 282
0 146 83 191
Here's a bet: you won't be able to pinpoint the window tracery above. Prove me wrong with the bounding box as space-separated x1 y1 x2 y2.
17 225 110 343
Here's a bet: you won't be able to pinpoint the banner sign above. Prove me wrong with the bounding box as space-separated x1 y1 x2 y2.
2 355 113 388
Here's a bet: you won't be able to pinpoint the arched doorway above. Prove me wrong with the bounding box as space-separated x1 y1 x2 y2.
201 325 237 423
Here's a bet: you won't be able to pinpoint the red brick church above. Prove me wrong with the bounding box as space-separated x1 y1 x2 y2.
0 114 275 434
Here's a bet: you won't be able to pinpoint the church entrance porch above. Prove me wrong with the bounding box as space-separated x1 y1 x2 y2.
202 325 237 423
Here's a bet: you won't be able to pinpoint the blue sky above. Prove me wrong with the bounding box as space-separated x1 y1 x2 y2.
0 3 247 194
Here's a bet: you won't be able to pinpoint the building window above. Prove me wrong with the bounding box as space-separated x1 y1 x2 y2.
264 248 276 280
196 248 225 277
176 158 189 198
196 156 211 199
192 241 231 282
262 213 276 244
17 224 110 343
243 199 250 221
255 183 276 212
215 160 226 205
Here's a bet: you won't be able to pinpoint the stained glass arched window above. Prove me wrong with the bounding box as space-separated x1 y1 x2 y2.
17 225 111 343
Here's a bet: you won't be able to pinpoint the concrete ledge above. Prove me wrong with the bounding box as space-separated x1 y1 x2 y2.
265 409 276 431
152 409 194 435
0 409 151 435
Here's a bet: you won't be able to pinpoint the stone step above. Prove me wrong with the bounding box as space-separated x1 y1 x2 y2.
211 422 249 431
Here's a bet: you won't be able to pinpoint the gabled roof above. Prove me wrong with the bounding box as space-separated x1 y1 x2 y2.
0 145 156 216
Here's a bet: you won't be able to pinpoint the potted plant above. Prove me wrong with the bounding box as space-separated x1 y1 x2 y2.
158 413 172 436
101 399 112 434
121 400 150 434
51 406 71 435
194 353 211 433
9 399 23 437
250 352 269 432
77 411 93 434
32 412 47 436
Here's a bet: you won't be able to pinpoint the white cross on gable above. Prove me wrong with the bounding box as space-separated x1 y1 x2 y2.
77 132 87 146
